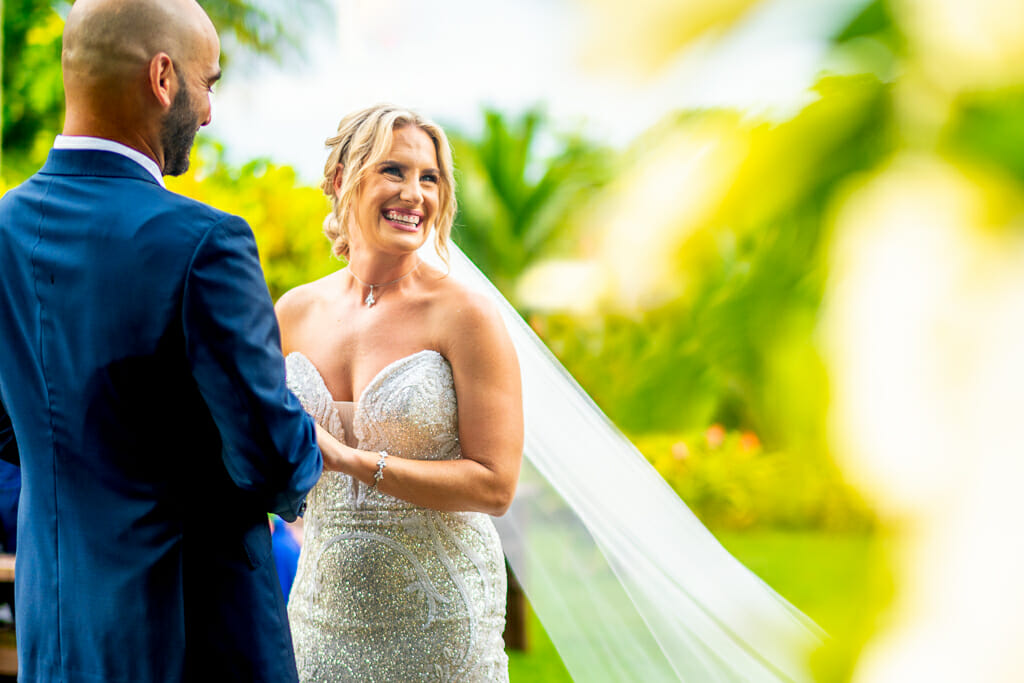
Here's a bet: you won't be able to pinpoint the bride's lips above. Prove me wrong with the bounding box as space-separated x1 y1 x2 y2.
382 208 423 233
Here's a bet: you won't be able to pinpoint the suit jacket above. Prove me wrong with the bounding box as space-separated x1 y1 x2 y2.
0 148 323 682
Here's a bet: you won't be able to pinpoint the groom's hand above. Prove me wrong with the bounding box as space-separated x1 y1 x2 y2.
314 424 349 473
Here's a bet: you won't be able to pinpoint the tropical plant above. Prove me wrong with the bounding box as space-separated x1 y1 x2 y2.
532 74 892 448
446 109 615 297
1 0 64 179
560 0 1024 677
634 430 874 531
1 0 330 180
199 0 331 69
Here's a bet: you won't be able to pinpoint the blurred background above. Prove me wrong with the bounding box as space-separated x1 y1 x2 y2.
5 0 1024 680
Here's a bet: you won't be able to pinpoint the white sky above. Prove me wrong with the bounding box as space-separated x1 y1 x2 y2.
208 0 867 182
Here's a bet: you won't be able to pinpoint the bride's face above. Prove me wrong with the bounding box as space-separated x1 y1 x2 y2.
347 125 440 256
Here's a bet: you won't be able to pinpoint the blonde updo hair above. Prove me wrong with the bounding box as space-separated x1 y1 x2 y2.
321 104 457 263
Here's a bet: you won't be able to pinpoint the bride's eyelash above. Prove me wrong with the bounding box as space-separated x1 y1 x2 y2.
380 164 436 183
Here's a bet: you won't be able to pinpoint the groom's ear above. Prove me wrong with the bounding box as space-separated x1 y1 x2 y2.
149 52 175 110
333 163 345 196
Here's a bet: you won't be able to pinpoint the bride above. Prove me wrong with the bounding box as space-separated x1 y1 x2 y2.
280 103 824 682
276 104 520 681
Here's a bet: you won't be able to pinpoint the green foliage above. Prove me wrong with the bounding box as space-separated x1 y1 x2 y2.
166 140 338 300
831 0 903 52
2 0 65 179
633 431 874 531
510 78 894 536
0 0 330 181
198 0 332 69
942 87 1024 185
529 77 892 457
448 109 614 296
510 530 891 683
717 530 893 683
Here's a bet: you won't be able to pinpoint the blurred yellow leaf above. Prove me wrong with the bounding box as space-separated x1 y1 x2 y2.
579 0 763 72
589 113 751 309
895 0 1024 93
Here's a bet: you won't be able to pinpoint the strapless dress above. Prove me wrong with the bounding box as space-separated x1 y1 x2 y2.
285 350 508 682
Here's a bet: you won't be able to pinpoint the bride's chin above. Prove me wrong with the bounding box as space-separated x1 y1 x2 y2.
371 240 428 259
394 229 431 251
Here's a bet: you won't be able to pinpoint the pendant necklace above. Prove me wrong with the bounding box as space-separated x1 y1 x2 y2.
347 260 420 308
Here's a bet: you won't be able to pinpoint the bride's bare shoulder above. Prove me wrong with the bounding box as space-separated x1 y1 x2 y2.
422 266 487 314
425 269 509 351
275 270 345 348
276 271 343 317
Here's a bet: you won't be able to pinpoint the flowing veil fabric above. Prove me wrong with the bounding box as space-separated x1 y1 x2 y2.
420 241 826 682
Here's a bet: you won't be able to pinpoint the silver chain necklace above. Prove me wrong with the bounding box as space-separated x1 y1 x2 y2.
347 260 420 308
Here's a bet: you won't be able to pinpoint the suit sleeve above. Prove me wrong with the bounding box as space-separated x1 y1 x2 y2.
182 215 322 521
0 395 17 467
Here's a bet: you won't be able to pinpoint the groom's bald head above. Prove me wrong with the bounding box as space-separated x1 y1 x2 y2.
63 0 217 93
60 0 221 173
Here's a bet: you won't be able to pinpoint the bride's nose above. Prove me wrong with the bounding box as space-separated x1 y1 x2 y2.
399 178 423 204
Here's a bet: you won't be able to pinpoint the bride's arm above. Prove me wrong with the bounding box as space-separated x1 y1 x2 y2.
317 292 523 516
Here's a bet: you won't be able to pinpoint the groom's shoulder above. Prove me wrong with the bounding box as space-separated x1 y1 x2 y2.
0 172 245 242
143 189 251 246
155 189 234 226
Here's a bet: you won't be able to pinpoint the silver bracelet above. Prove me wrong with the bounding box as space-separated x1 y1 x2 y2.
367 451 388 493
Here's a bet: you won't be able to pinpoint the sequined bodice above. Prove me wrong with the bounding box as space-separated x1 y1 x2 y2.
286 350 461 510
285 351 508 682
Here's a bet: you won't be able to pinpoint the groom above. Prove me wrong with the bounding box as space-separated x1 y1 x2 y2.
0 0 327 680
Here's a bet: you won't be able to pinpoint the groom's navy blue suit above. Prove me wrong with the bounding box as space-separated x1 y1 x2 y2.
0 147 323 682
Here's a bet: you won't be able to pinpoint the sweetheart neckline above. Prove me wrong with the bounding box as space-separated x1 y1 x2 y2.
287 349 444 409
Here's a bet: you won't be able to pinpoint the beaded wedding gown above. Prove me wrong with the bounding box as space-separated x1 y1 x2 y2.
285 350 509 682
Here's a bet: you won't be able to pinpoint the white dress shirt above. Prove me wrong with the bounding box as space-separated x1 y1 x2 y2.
53 135 165 188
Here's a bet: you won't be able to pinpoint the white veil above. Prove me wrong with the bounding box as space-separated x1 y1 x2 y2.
421 241 826 682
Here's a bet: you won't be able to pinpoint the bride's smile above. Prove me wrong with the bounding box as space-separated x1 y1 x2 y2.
382 208 422 231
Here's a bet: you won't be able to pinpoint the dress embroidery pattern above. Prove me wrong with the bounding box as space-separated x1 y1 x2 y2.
286 351 509 682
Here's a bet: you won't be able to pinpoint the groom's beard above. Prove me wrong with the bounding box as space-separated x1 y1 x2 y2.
161 78 200 177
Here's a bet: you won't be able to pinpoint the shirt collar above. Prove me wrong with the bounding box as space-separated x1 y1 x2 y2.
53 135 166 188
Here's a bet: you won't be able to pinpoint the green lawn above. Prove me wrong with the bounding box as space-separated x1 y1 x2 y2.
506 530 892 682
506 606 573 682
